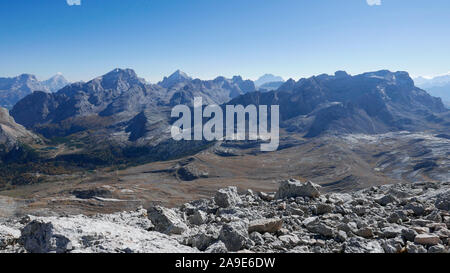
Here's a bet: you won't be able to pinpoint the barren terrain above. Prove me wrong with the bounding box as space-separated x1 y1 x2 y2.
1 131 448 217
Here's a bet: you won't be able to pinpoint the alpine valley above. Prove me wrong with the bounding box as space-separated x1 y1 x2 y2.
0 68 448 219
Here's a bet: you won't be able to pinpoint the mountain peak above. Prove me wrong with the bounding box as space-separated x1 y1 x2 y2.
17 73 38 82
159 70 192 88
171 69 190 79
42 73 70 92
277 78 296 92
166 70 191 82
104 68 138 79
361 70 414 87
232 75 243 82
98 68 142 86
334 70 350 78
48 73 66 80
255 74 284 87
88 68 144 90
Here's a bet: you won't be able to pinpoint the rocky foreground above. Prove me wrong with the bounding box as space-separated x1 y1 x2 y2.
1 179 449 253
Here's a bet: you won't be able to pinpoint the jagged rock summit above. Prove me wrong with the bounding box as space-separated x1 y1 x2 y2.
159 70 192 89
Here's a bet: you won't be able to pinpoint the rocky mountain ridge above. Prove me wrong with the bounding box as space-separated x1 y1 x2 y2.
1 179 449 253
12 69 449 142
3 68 449 170
230 70 448 137
0 107 40 150
10 69 257 146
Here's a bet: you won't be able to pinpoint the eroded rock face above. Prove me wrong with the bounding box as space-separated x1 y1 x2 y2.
435 190 450 211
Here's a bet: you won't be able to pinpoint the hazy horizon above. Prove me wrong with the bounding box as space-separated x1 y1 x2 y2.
4 67 445 85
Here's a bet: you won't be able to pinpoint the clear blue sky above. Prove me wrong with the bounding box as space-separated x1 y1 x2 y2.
1 0 450 82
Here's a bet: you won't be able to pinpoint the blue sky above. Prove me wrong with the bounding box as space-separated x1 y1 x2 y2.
1 0 449 82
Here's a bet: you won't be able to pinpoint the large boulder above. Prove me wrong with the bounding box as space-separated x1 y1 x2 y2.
404 202 425 216
274 179 321 200
356 227 374 238
406 242 427 253
147 206 188 235
188 210 208 226
401 228 418 242
214 187 242 208
190 233 219 251
249 232 265 246
381 238 404 253
344 237 384 253
303 217 335 237
19 215 197 253
205 241 228 253
375 194 398 206
248 218 283 233
381 225 403 239
186 225 220 251
219 221 249 251
435 190 450 211
414 234 440 246
428 245 447 253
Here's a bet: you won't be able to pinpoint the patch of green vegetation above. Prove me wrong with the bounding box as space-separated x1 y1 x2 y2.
0 143 39 164
0 138 215 190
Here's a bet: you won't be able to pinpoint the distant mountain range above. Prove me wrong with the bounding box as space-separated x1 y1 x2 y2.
42 73 70 93
414 73 450 107
0 73 69 109
230 70 448 137
0 67 447 189
10 69 257 147
9 68 448 151
259 81 285 91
